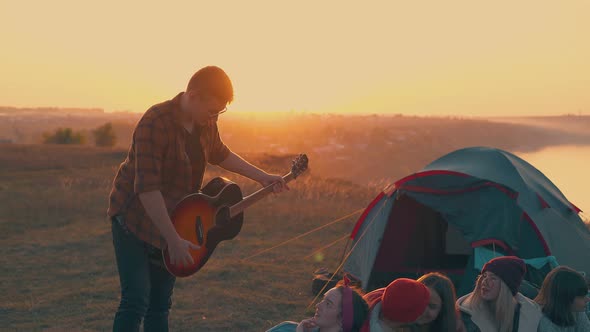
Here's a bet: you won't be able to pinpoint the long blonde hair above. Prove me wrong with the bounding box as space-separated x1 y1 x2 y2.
465 274 517 332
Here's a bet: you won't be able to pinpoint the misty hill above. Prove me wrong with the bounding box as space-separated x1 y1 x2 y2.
489 114 590 136
1 107 589 185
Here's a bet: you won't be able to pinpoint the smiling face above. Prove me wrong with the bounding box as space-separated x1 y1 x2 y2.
479 271 502 301
314 288 342 329
414 286 442 324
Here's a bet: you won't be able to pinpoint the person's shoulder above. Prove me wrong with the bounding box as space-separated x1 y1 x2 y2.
139 99 182 127
574 311 590 330
516 292 535 303
363 288 384 308
516 293 543 328
459 312 480 332
141 99 175 122
516 292 541 311
459 308 476 330
537 315 560 332
456 293 473 313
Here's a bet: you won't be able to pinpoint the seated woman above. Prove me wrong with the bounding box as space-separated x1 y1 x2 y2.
266 278 369 332
411 272 466 332
457 256 542 332
361 278 433 331
534 266 590 332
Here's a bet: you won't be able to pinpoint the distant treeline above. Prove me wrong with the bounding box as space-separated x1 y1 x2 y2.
42 122 117 147
0 106 105 115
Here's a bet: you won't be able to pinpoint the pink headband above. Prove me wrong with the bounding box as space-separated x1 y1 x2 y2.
341 276 354 332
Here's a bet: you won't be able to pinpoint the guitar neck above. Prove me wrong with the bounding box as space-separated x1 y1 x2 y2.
229 172 295 218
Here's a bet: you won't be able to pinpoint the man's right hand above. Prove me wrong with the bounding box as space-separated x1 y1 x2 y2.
166 235 201 267
138 190 201 267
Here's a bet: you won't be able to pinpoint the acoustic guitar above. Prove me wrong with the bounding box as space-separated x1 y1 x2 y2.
163 154 308 277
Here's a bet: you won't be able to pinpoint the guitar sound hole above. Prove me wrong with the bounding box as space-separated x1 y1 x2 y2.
195 216 204 246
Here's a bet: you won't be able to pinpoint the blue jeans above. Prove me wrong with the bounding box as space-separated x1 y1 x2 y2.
111 218 176 332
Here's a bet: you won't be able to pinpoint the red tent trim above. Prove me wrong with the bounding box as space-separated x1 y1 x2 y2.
392 170 470 193
350 192 385 239
399 181 517 199
352 172 519 239
536 193 550 209
522 212 552 256
569 202 582 213
391 170 518 199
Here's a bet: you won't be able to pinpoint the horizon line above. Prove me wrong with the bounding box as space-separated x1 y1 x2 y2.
1 105 589 118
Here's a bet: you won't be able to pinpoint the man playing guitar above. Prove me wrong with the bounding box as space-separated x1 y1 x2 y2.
107 66 288 332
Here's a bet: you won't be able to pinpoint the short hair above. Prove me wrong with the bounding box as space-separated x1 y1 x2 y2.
534 266 588 326
186 66 234 104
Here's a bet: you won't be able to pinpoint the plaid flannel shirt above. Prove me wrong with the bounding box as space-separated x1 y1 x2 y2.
107 93 230 249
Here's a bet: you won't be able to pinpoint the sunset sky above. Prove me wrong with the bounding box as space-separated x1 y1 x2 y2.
1 1 589 116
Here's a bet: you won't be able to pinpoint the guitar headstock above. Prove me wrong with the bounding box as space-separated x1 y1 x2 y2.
291 154 309 178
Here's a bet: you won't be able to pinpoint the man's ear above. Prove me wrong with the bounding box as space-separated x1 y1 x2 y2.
186 89 201 100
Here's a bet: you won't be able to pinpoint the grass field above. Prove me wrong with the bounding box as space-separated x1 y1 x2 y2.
0 144 376 331
1 139 589 331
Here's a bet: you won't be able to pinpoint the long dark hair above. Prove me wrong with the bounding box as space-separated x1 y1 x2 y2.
534 266 588 326
335 281 369 332
416 272 458 332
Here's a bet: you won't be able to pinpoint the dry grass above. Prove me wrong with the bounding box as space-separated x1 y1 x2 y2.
0 144 375 331
2 142 588 331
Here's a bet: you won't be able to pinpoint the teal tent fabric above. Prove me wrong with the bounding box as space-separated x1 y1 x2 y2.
421 147 590 273
344 147 590 294
265 321 300 332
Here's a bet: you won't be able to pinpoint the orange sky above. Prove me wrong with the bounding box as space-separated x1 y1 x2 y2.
1 1 589 116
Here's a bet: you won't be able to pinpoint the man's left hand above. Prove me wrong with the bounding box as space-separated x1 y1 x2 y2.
258 173 289 193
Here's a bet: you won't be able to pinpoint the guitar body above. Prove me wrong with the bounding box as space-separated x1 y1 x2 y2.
163 153 308 278
163 177 243 277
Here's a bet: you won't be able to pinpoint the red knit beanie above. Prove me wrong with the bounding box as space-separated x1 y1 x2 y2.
381 278 430 323
482 256 526 296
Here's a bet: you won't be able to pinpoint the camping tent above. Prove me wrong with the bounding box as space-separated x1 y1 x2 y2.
343 146 590 296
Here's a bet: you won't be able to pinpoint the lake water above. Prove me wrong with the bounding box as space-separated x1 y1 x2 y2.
516 145 590 219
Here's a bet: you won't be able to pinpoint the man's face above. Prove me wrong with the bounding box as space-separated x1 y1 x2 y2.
186 90 227 126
